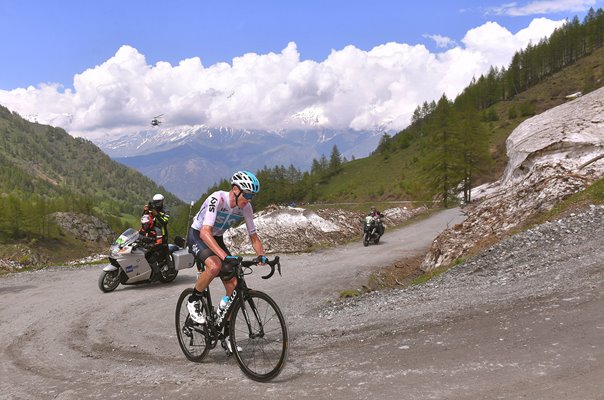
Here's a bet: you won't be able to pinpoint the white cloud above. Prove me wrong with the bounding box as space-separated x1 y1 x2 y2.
461 18 565 68
423 34 456 48
0 18 567 139
489 0 595 16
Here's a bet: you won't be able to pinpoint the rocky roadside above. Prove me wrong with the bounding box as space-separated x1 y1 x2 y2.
225 204 428 254
0 212 112 273
314 204 604 339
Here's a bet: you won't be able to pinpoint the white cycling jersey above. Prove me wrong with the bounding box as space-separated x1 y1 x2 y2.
191 190 256 236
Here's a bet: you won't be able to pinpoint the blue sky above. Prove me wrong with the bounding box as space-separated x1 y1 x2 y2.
0 0 600 139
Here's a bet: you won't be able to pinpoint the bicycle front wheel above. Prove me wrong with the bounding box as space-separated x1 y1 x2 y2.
229 290 288 382
175 288 210 362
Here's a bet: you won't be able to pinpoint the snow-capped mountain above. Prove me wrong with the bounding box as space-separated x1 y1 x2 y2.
94 125 383 201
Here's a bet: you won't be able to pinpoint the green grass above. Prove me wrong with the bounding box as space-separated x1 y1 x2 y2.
339 289 364 299
409 265 450 286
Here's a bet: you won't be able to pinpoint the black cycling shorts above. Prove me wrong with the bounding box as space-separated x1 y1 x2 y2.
187 227 231 270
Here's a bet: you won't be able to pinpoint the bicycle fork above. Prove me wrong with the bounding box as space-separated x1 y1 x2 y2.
239 296 265 339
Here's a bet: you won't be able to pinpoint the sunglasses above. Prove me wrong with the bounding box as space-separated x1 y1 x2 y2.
242 192 255 200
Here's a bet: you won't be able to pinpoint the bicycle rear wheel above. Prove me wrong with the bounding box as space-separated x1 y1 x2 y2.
229 290 288 382
175 288 210 362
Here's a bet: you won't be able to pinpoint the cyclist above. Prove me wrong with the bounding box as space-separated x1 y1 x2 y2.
186 170 268 353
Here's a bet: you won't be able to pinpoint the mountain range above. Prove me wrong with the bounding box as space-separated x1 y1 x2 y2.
95 125 383 201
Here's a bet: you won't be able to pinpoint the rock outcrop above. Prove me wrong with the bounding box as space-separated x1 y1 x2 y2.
52 212 115 243
421 86 604 272
1 213 115 272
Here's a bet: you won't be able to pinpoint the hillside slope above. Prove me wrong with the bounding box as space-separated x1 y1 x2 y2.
0 105 184 223
0 105 187 265
422 85 604 271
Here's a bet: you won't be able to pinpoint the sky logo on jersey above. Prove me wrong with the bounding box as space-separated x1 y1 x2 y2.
208 196 218 213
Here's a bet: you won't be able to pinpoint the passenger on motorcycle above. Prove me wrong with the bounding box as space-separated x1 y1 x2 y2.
186 170 268 353
139 214 164 279
368 206 385 236
143 193 171 273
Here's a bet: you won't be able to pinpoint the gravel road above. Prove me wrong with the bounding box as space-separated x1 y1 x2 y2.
1 206 603 400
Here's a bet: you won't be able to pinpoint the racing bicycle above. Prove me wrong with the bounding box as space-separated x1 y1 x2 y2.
175 256 288 382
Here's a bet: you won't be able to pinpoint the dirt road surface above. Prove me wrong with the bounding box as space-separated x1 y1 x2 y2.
1 207 603 400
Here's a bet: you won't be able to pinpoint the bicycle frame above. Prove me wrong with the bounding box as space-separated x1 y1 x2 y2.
198 257 280 345
177 255 286 381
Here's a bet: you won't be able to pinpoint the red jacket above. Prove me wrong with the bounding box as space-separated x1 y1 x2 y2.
139 213 163 245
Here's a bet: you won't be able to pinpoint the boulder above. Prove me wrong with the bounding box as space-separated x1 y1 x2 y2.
51 212 115 243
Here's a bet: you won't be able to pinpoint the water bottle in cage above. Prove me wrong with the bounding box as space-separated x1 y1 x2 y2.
218 295 229 316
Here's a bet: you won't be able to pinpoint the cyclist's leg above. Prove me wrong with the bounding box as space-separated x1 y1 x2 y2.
194 256 220 292
214 235 237 297
175 287 211 362
187 228 221 294
211 236 240 353
186 229 220 324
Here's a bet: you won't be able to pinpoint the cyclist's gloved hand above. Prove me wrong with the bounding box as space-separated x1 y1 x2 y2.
223 255 239 265
254 255 268 264
220 255 239 281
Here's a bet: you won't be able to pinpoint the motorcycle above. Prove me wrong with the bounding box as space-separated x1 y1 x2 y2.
98 228 195 293
362 215 383 246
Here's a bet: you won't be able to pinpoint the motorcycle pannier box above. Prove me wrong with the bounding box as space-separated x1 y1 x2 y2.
172 248 195 270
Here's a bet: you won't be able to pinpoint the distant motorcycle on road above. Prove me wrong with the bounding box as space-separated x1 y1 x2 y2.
362 215 383 246
98 228 195 292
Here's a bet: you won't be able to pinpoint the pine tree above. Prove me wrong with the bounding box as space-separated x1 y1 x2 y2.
328 145 342 172
419 95 463 207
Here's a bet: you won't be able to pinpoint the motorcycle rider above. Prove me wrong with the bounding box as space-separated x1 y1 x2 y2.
144 193 170 240
186 170 268 354
368 206 385 236
138 214 164 279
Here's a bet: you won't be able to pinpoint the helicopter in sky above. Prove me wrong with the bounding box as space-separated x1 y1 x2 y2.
150 114 164 127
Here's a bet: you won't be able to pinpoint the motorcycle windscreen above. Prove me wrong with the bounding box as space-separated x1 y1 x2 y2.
114 228 139 247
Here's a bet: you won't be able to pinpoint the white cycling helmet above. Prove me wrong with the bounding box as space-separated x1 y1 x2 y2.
140 214 152 229
231 170 260 193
